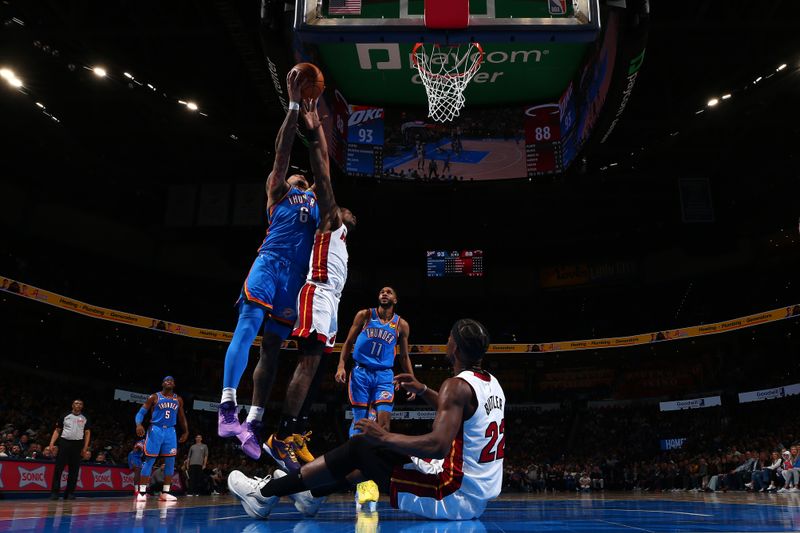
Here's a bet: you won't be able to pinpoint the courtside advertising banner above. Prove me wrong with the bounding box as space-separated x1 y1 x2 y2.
659 396 721 412
660 438 687 451
738 383 800 404
0 459 133 492
113 389 149 404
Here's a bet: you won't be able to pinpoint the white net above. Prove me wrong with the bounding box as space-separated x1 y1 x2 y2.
412 42 484 123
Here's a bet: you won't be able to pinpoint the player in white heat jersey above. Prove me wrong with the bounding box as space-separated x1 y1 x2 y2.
228 319 504 521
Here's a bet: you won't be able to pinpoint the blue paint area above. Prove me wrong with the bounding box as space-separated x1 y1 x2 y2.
6 497 800 532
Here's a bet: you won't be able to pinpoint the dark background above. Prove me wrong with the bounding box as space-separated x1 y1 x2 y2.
1 0 799 393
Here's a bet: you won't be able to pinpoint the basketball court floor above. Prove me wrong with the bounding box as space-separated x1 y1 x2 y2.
3 492 799 532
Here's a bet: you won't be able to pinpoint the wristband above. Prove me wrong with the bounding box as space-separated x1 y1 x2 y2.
420 384 428 395
288 101 300 111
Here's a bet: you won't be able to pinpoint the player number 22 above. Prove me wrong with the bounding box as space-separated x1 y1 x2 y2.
478 419 505 463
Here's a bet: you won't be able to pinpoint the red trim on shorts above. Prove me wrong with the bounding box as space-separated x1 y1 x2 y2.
293 283 317 338
389 426 464 508
311 232 331 283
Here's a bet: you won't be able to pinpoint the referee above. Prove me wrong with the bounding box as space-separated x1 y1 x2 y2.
48 399 91 500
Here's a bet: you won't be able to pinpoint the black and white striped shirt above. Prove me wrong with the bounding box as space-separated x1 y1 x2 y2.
57 412 90 441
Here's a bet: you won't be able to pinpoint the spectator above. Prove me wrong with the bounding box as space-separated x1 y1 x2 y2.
579 472 592 492
0 444 7 457
778 450 797 493
186 434 209 496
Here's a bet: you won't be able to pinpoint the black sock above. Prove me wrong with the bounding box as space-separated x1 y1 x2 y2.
276 414 298 440
310 480 351 498
261 472 306 498
297 415 310 434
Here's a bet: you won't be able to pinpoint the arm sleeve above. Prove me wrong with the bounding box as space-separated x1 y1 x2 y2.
135 407 147 425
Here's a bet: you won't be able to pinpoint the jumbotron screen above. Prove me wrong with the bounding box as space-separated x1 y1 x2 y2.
426 250 484 278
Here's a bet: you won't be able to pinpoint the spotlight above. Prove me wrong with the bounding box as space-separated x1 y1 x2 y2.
123 72 133 79
777 64 787 71
0 68 14 80
721 94 731 100
8 77 22 88
93 66 107 77
186 101 198 111
707 98 719 107
36 102 44 108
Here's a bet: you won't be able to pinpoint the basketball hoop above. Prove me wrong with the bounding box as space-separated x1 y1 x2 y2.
412 42 484 123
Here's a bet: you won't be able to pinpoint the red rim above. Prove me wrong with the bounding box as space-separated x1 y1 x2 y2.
412 42 484 79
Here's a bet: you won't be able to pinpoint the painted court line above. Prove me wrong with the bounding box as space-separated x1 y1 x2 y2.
604 508 712 517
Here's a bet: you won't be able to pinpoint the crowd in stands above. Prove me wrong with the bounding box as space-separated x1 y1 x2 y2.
4 365 800 498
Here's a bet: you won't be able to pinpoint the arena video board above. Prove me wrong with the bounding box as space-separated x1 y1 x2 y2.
426 250 484 278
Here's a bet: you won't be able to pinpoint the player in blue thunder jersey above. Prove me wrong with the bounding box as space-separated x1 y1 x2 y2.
135 376 188 502
127 439 146 494
337 287 415 434
218 71 328 461
336 287 415 507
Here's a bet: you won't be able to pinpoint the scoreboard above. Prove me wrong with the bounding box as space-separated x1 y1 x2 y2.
427 250 484 278
525 104 564 176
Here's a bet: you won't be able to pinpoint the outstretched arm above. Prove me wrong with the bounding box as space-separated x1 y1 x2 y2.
300 99 340 230
266 71 305 206
355 377 472 459
336 309 371 384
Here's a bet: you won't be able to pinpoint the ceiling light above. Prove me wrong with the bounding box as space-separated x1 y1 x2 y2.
777 64 787 71
721 94 731 100
93 66 107 77
8 77 22 88
0 68 14 80
186 102 198 111
36 102 44 108
123 72 133 79
707 98 719 107
754 76 762 83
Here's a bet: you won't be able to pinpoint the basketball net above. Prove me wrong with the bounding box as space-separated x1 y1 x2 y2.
412 42 484 123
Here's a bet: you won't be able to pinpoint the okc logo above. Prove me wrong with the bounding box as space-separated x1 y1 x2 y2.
92 469 113 488
380 391 392 400
120 471 135 488
60 470 84 489
282 307 293 318
169 448 177 455
18 466 48 488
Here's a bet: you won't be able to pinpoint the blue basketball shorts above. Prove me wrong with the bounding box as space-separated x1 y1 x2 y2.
144 425 178 457
238 251 308 339
348 365 395 413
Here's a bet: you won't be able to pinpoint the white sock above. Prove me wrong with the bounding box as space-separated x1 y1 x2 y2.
221 388 237 405
163 484 171 493
139 484 147 494
247 406 264 423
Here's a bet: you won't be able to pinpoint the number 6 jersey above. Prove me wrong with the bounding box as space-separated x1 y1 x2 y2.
390 370 506 520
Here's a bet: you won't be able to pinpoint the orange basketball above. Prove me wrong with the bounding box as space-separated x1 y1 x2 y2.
292 62 325 99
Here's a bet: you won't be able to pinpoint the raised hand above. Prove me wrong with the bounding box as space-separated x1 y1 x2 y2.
286 70 306 104
300 98 321 129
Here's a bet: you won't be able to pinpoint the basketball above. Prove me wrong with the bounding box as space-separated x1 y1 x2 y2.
292 62 325 99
